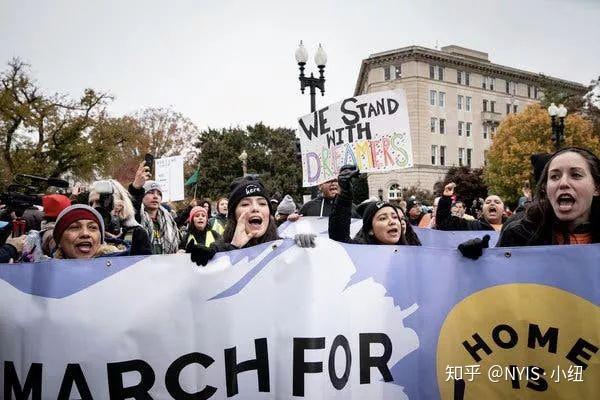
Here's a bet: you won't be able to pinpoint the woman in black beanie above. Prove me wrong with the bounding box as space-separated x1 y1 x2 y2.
329 165 421 246
189 177 314 266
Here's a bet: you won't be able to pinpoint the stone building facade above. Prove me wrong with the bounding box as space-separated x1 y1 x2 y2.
354 45 586 201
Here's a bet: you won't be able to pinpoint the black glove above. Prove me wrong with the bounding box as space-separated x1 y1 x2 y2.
457 234 490 260
294 233 316 248
188 243 217 266
337 164 359 194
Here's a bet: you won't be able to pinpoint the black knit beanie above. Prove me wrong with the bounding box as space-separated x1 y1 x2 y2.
227 177 270 218
361 201 399 235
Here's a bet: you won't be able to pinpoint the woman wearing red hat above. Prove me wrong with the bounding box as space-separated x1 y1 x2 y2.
180 206 221 250
52 205 128 259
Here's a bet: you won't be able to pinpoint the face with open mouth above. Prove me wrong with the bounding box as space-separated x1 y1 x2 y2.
143 189 162 211
370 206 402 245
235 196 270 238
319 179 339 199
482 195 504 224
59 219 101 259
193 212 208 231
546 151 599 228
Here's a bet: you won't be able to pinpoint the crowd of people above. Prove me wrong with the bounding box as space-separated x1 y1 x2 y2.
1 146 599 265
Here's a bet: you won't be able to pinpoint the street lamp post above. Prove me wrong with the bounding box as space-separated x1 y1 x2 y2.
547 103 568 152
295 41 327 113
238 150 248 177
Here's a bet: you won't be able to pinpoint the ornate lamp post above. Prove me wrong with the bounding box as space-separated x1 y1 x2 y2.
547 103 568 151
238 150 248 177
295 41 327 113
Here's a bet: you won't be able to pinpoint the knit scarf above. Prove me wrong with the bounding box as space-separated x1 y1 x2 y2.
140 204 180 254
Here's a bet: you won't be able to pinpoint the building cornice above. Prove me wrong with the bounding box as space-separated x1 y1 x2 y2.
354 45 586 96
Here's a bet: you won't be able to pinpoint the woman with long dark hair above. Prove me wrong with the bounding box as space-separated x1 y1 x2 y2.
498 147 600 246
329 166 421 246
189 177 302 266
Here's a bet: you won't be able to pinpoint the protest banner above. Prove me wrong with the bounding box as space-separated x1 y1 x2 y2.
297 90 413 186
1 240 598 399
277 217 500 248
155 155 185 202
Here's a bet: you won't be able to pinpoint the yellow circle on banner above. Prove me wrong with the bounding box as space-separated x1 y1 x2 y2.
437 284 599 399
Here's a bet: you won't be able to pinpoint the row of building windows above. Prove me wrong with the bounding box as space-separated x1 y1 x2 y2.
431 92 519 114
431 117 496 139
382 62 541 100
431 146 473 167
482 99 518 114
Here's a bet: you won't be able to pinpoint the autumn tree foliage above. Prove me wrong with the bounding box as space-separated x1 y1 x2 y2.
485 103 600 204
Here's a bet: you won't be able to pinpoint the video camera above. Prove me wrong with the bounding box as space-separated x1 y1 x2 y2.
0 174 69 236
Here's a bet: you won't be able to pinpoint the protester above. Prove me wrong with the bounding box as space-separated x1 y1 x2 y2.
129 162 180 254
199 199 212 217
39 194 72 256
300 176 360 218
51 205 128 259
437 183 505 232
406 198 432 228
89 179 152 256
498 147 600 246
175 198 198 227
0 235 27 263
208 196 227 234
329 165 421 246
180 206 220 249
189 177 314 266
275 195 297 226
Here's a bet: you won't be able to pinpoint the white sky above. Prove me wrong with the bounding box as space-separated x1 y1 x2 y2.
2 0 599 130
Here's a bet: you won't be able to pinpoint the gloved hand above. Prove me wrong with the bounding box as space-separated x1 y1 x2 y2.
188 243 217 266
294 233 316 248
457 234 490 260
337 164 359 194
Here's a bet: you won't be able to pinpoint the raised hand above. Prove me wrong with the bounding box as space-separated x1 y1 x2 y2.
337 164 359 194
443 182 456 197
231 211 257 248
132 161 151 189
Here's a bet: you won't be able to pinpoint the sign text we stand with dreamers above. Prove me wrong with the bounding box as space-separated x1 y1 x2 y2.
297 90 413 186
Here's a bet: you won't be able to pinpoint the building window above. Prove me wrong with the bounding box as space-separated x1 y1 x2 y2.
483 124 488 139
458 121 464 136
465 72 470 86
483 76 495 90
440 146 446 166
491 125 496 140
430 117 437 133
490 77 495 91
439 118 446 134
467 148 472 167
439 92 445 107
506 103 511 114
384 66 391 81
457 71 469 86
466 122 472 137
431 145 437 165
438 66 444 81
429 65 435 79
458 148 464 166
395 64 402 79
527 85 531 98
483 100 488 112
457 95 463 110
534 86 538 99
506 81 510 94
491 101 496 113
513 104 518 113
466 96 471 111
430 90 436 106
388 183 401 199
484 150 489 166
482 77 487 90
457 71 462 85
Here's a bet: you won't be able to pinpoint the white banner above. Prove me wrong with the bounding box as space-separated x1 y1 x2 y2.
155 155 185 202
297 90 413 186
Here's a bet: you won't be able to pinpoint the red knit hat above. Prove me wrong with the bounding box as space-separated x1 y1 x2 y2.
188 206 207 223
42 194 71 218
53 205 105 243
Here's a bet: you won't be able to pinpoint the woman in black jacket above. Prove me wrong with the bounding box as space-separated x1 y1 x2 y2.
329 166 421 246
498 147 600 247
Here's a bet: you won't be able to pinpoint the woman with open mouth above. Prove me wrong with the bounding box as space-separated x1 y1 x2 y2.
189 177 315 266
498 147 600 246
329 165 421 246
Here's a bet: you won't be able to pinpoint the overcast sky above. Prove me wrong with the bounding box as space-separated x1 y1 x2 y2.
2 0 599 130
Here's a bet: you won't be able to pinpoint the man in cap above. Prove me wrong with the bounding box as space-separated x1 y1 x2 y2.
129 161 180 254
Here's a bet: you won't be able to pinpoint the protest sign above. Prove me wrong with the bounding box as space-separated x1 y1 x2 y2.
155 155 185 201
297 90 413 186
1 241 598 399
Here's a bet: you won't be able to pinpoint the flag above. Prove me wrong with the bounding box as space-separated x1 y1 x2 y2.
185 169 199 186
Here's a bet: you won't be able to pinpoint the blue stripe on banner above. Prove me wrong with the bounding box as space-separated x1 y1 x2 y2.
0 255 148 299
